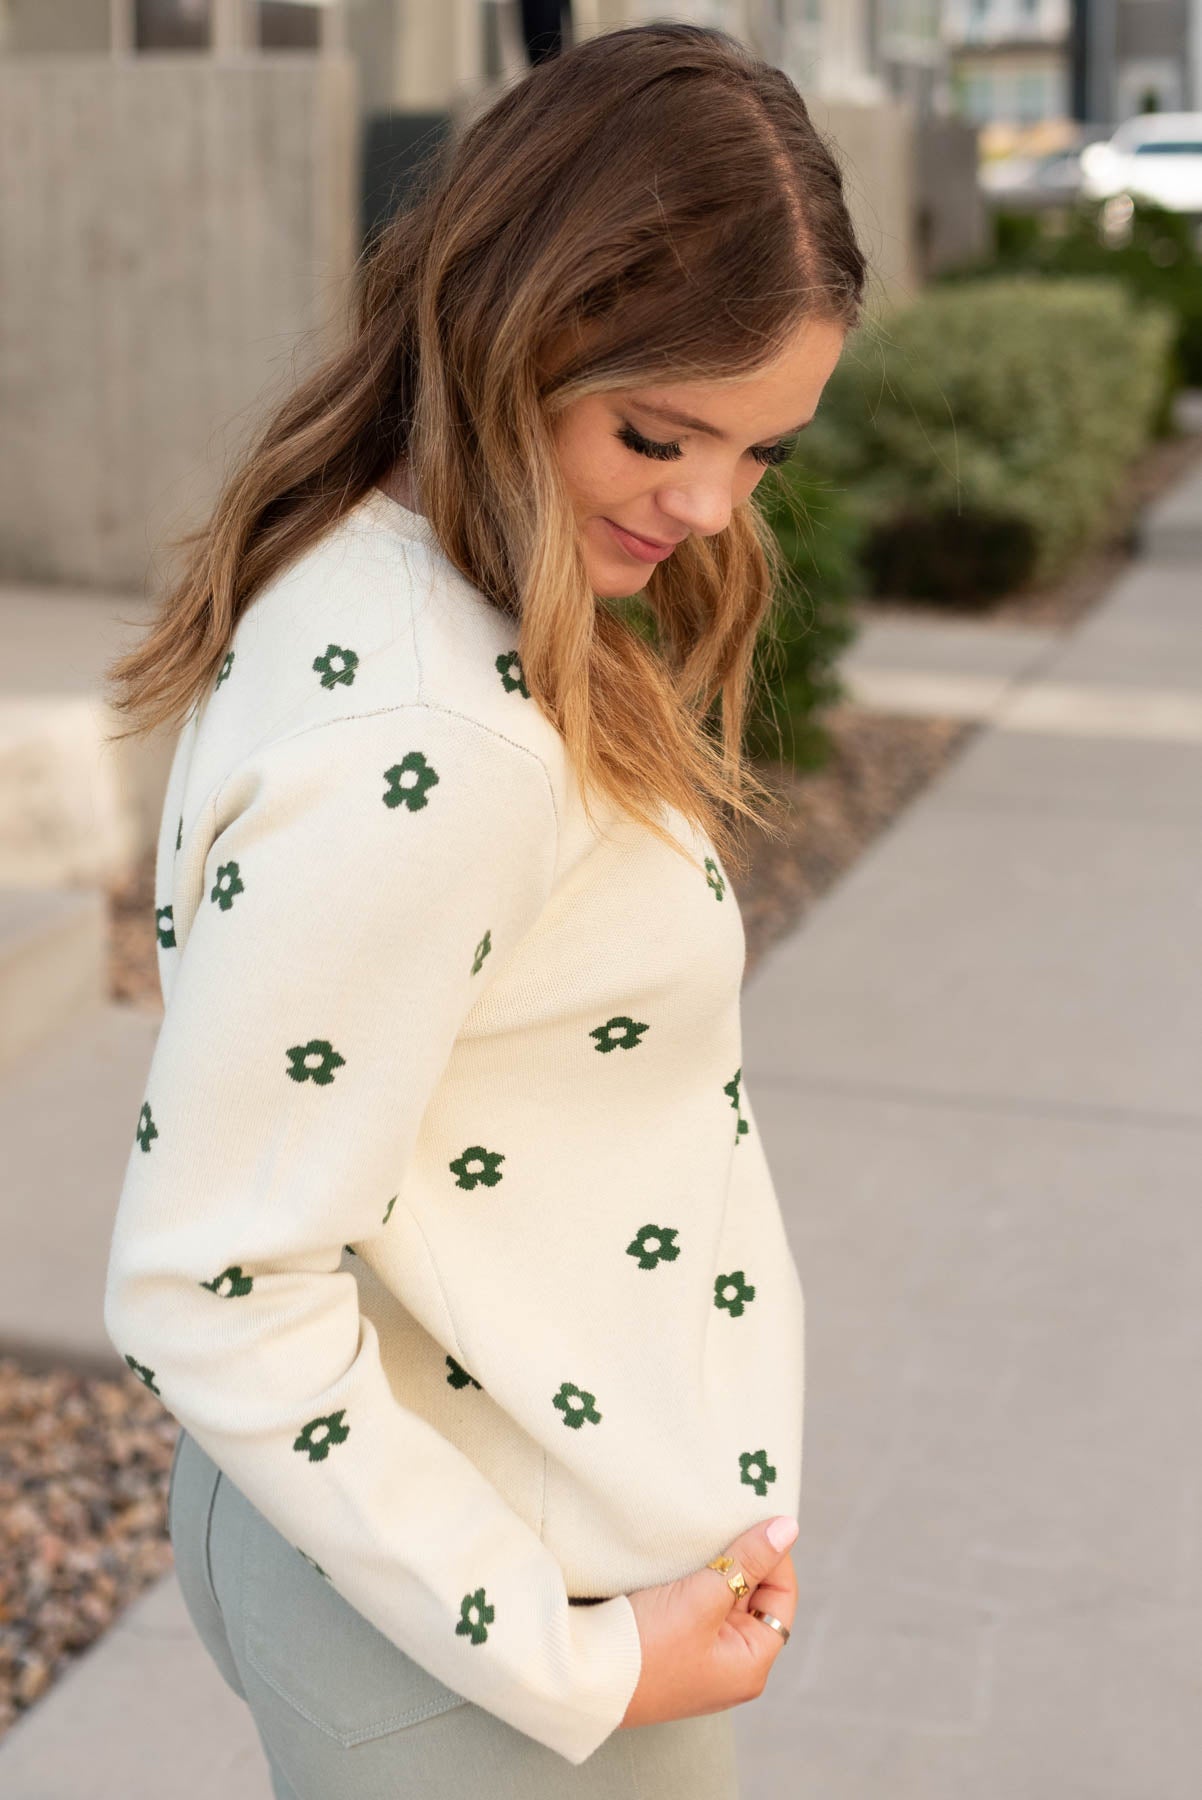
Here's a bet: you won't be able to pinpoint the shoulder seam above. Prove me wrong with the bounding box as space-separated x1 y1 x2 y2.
209 698 562 858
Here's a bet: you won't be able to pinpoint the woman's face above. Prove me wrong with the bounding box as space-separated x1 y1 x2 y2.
551 312 847 598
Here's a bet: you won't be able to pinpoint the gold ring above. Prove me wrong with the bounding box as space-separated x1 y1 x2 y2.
706 1554 751 1600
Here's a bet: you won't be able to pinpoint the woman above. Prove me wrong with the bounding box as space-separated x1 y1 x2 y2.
102 20 866 1798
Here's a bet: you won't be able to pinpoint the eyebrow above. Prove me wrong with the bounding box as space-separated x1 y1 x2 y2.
629 398 815 443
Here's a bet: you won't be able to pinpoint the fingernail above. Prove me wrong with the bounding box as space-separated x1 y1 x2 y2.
767 1515 798 1551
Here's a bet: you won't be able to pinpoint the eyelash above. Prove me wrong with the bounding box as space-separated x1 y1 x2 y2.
614 419 798 469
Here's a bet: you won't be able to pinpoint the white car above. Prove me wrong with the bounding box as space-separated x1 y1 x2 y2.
1079 112 1202 213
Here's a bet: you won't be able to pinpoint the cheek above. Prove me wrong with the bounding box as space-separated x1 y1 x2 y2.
558 418 646 516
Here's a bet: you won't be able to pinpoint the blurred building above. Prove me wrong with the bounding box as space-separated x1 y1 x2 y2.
1089 0 1202 119
944 0 1202 153
0 0 983 595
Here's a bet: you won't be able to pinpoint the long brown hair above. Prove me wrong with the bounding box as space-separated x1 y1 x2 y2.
103 21 867 875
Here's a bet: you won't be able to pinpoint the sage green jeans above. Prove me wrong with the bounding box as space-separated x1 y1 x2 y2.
167 1427 742 1799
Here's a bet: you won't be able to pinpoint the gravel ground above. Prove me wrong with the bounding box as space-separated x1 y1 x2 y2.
0 1358 176 1736
4 422 1198 1745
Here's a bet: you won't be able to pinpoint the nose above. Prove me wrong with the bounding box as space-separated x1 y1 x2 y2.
655 481 733 541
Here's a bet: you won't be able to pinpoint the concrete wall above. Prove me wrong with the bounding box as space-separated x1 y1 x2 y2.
0 0 110 53
914 113 989 279
0 53 359 591
806 95 922 315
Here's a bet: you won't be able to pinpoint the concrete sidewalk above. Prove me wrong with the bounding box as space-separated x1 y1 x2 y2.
737 459 1202 1795
1 455 1200 1795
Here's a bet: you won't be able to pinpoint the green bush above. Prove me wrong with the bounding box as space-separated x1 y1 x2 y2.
741 462 866 770
797 276 1175 602
610 466 864 772
950 197 1202 390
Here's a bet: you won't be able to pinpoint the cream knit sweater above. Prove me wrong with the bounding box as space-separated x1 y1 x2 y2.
103 486 805 1765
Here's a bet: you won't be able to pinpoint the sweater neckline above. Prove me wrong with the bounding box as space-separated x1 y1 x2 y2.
360 485 440 551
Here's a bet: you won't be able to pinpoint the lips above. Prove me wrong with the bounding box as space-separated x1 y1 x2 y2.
617 525 683 550
602 518 686 562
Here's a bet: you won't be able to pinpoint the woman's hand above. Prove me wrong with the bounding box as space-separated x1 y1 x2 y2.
617 1515 799 1729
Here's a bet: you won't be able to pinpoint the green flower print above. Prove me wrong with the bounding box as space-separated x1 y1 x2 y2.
495 650 530 698
313 642 359 689
343 1244 357 1257
215 650 234 689
723 1068 749 1144
200 1265 254 1298
124 1355 160 1396
135 1101 158 1153
714 1270 756 1317
739 1448 777 1497
211 860 244 910
447 1355 482 1391
626 1224 681 1270
589 1015 649 1053
383 1194 398 1224
176 814 183 852
382 751 439 811
155 904 175 948
704 856 725 901
296 1547 330 1579
285 1039 346 1085
449 1145 505 1189
471 928 491 975
456 1587 494 1645
294 1410 350 1462
553 1381 602 1430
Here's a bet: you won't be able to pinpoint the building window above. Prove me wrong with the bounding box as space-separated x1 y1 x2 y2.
1015 69 1049 120
962 69 994 120
259 1 321 50
135 0 212 49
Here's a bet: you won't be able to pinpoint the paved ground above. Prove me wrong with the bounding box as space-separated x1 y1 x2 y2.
1 455 1199 1795
737 460 1202 1795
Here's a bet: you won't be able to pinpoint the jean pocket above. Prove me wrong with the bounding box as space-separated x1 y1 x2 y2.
238 1491 469 1747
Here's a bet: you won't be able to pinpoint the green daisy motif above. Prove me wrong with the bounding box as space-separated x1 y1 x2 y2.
382 751 439 811
294 1410 350 1462
739 1448 777 1497
296 1547 330 1579
704 856 725 902
215 650 234 689
155 904 175 948
471 929 491 976
135 1101 158 1153
714 1270 756 1317
285 1039 346 1085
448 1145 505 1190
211 860 244 910
200 1265 254 1298
552 1381 602 1430
175 815 183 852
382 1194 398 1225
446 1355 482 1391
589 1015 649 1053
626 1224 681 1270
124 1355 161 1396
723 1068 750 1143
456 1587 494 1645
313 642 359 689
495 650 530 698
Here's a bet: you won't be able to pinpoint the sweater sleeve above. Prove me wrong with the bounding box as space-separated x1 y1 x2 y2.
103 702 644 1766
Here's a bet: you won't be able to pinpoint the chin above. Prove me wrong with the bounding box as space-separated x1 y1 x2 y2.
590 567 649 600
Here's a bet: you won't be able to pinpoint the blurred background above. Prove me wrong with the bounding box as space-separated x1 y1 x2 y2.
1 4 1200 1796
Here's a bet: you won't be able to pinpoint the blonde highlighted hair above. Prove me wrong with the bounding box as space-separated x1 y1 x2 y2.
104 21 867 875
